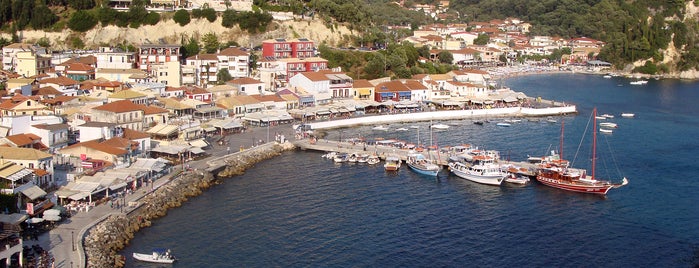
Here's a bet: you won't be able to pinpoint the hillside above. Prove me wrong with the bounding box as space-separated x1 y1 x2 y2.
10 17 352 50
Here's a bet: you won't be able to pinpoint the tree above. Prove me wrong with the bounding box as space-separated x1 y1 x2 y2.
68 10 98 32
221 10 237 28
173 9 191 26
201 8 217 22
97 6 118 26
202 33 220 53
437 51 453 64
473 34 489 45
217 68 233 84
143 12 160 25
181 36 200 58
31 4 58 30
68 0 95 10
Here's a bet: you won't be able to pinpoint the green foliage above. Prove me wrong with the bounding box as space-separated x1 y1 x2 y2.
68 10 97 32
69 35 85 49
68 0 95 10
144 12 161 26
473 34 489 46
173 9 191 26
31 4 58 30
97 6 118 26
221 9 236 28
202 32 220 53
217 68 233 84
437 51 453 64
633 60 658 74
36 37 51 47
181 36 200 58
202 8 217 22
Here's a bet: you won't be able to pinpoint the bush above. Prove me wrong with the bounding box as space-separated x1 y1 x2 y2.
144 12 160 25
67 10 98 32
173 9 191 26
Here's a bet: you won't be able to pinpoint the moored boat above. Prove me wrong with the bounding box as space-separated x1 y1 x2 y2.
496 122 511 127
372 125 389 131
629 80 648 85
505 174 530 185
384 154 402 171
406 152 441 177
448 155 507 186
431 124 450 130
602 114 614 119
600 128 613 134
599 122 617 128
367 154 380 165
333 153 349 163
621 113 635 118
133 249 176 264
536 108 629 195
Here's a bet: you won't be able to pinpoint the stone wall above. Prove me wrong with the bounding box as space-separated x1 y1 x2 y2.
82 141 296 267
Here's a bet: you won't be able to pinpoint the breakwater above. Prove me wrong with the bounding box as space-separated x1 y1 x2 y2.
303 105 576 130
83 141 296 268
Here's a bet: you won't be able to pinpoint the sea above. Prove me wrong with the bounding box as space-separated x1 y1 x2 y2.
122 73 699 267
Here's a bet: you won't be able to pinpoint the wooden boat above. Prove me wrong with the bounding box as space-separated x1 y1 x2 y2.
406 152 440 177
384 154 402 171
536 109 629 195
133 249 176 264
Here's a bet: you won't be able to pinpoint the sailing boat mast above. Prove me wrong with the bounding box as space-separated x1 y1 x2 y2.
560 119 564 162
592 108 598 180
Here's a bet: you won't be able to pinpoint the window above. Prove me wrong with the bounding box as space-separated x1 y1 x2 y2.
27 101 31 106
29 163 34 168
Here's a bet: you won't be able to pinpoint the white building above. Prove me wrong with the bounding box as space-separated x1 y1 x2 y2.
95 47 137 70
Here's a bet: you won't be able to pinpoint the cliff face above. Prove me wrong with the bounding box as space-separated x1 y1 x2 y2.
13 17 352 49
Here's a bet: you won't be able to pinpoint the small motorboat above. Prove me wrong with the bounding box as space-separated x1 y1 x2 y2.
395 127 409 131
546 118 557 123
473 120 484 125
321 152 337 159
621 113 635 118
372 125 389 131
505 174 530 185
602 114 615 119
431 124 450 130
367 154 380 165
133 249 176 264
629 80 648 85
600 128 613 134
599 122 618 128
496 122 511 127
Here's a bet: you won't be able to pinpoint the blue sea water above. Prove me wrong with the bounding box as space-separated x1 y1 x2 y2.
122 74 699 267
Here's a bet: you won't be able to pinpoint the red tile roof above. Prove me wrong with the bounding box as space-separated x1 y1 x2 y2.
122 128 150 140
93 100 144 113
142 105 168 115
40 76 79 86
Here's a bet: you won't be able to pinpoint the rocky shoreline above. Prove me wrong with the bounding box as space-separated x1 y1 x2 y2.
83 141 296 268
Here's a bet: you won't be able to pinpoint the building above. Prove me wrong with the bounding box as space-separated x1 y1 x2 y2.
352 79 375 100
2 43 48 73
0 96 50 117
30 123 70 152
15 50 52 78
38 76 81 96
374 80 412 102
228 77 264 96
218 47 250 78
77 122 121 142
91 100 146 131
0 147 53 177
137 43 181 75
95 46 137 70
261 38 315 59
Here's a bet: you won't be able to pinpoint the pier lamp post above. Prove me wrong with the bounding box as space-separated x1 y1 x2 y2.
71 231 75 251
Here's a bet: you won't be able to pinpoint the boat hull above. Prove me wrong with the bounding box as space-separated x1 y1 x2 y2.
536 175 612 195
407 162 440 176
449 163 505 186
133 253 175 264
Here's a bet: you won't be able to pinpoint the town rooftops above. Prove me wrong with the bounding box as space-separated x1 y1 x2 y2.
0 147 52 160
78 122 118 128
40 76 79 86
352 79 374 88
32 124 69 131
93 100 144 113
122 128 150 140
219 47 248 56
229 77 263 84
108 89 147 99
142 105 168 115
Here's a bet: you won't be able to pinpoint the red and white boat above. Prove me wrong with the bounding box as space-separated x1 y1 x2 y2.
536 108 628 195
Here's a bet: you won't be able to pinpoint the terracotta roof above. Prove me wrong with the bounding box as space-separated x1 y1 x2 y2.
108 89 146 99
375 80 411 92
0 147 52 160
252 94 284 102
61 56 97 66
122 128 150 140
352 79 374 88
142 105 168 115
40 95 77 105
404 80 427 90
63 139 128 156
297 72 329 82
40 76 79 86
184 87 211 95
93 100 144 113
229 77 263 84
32 86 63 96
64 62 95 72
32 169 49 177
100 137 137 150
4 134 42 147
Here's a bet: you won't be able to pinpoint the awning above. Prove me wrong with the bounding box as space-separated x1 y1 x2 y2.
4 168 33 182
108 182 128 191
203 127 217 132
189 139 209 148
55 188 79 199
356 88 371 95
189 147 205 154
19 185 47 200
69 192 90 201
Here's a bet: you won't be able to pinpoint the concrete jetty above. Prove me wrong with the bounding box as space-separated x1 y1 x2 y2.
293 139 540 176
301 105 576 130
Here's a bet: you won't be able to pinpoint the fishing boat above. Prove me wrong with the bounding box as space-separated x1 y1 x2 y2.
629 80 648 85
406 151 441 177
384 154 402 171
536 109 629 195
621 113 635 118
133 249 176 264
448 155 507 186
